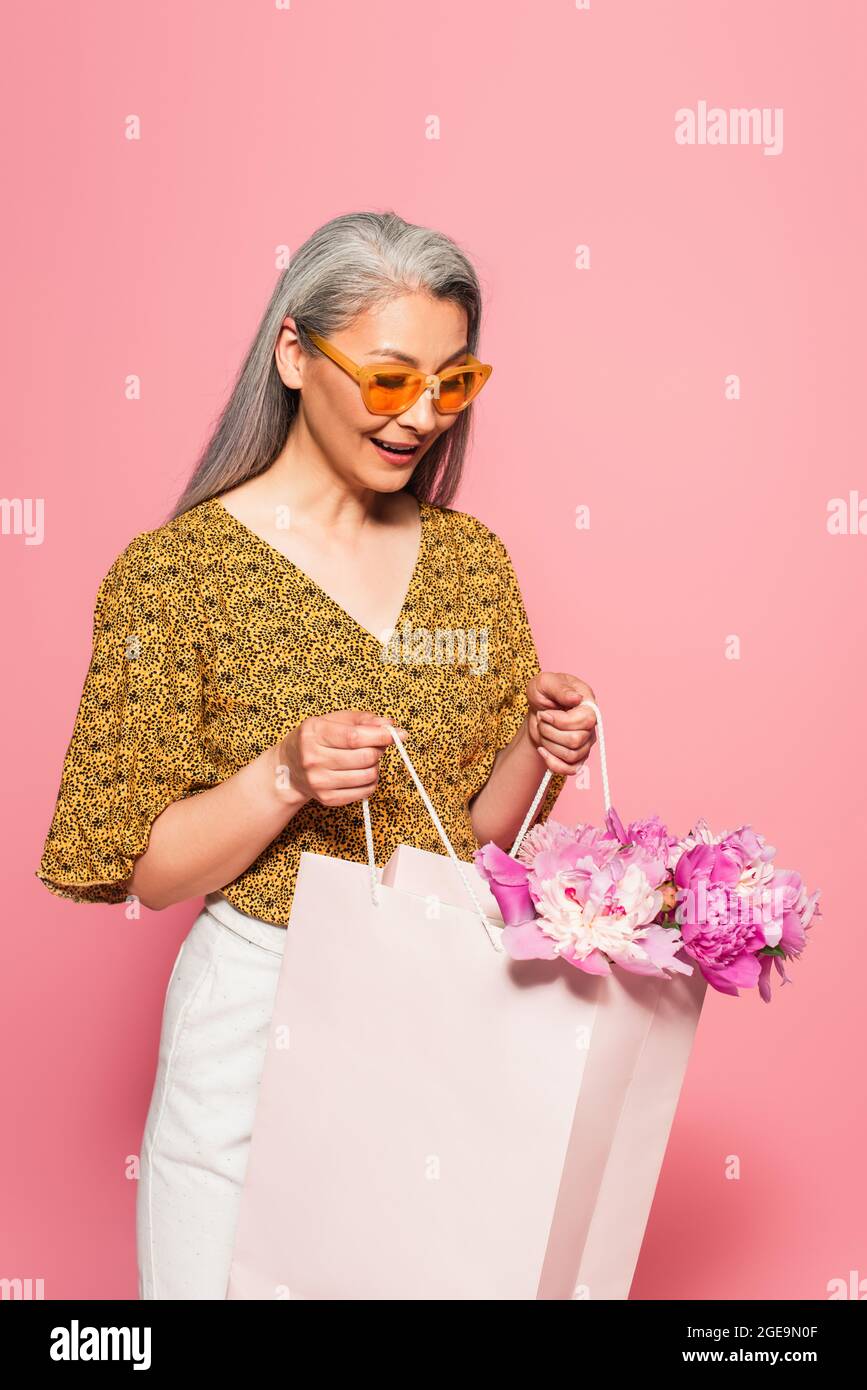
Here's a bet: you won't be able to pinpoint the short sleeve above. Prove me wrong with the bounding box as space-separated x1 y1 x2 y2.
35 539 217 905
489 531 566 826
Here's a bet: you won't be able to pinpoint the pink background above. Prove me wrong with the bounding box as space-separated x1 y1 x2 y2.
4 0 864 1299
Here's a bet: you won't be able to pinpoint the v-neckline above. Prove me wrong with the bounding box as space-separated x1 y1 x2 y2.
206 492 431 646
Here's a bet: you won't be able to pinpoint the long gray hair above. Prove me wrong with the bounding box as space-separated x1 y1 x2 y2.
167 210 487 521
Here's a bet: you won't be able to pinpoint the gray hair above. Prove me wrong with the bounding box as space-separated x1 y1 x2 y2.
167 210 487 521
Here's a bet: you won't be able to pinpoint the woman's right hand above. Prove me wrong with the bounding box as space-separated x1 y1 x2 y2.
276 710 409 809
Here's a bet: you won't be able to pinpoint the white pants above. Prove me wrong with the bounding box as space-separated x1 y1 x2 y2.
136 891 287 1300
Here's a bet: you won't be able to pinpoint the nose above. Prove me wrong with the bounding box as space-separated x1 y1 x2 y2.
396 385 440 433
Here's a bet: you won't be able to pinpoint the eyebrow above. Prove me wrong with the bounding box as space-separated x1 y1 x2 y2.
363 344 470 370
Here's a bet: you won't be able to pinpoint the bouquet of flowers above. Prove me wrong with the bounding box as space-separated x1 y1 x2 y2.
474 806 821 1003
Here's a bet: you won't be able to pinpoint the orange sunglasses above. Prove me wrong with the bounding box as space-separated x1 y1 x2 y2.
290 321 493 417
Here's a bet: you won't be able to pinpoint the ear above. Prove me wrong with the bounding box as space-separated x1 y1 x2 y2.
275 316 304 391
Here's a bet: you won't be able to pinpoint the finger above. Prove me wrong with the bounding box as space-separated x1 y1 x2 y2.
317 779 382 807
339 710 411 743
533 672 597 710
317 762 383 789
316 717 408 750
537 743 580 777
311 744 389 771
537 736 593 769
536 723 596 756
537 706 598 735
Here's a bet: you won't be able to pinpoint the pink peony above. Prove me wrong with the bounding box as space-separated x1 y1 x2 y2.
513 817 576 869
673 843 766 995
527 848 679 977
756 869 822 1002
607 809 675 859
604 809 674 897
667 818 776 879
473 841 536 926
478 808 819 1001
624 923 694 977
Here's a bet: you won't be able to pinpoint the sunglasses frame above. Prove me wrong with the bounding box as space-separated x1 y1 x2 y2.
290 322 493 416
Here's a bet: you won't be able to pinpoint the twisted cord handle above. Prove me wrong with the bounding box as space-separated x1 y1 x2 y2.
508 698 609 855
363 730 504 952
361 699 608 949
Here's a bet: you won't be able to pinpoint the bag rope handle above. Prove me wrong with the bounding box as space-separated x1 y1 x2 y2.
362 730 506 952
360 699 607 953
506 698 609 855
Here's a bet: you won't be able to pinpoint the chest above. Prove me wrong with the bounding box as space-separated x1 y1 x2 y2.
269 531 423 644
196 549 504 768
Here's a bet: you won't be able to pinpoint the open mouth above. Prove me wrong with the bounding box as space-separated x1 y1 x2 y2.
370 438 420 463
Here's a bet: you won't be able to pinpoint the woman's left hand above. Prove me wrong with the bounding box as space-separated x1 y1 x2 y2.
525 672 598 776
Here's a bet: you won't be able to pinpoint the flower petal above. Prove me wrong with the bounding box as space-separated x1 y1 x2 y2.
501 920 559 960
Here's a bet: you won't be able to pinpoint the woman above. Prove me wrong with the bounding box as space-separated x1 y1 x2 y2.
35 209 598 1300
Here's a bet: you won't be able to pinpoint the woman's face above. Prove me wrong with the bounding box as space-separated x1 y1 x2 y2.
278 292 469 492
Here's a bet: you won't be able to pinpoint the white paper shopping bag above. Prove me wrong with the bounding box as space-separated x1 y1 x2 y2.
227 704 706 1300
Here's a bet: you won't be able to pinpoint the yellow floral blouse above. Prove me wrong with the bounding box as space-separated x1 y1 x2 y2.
35 494 565 926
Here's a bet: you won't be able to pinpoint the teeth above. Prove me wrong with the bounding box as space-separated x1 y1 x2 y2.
375 440 414 454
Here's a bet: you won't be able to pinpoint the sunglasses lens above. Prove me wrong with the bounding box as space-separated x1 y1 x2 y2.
364 366 489 415
366 371 421 414
436 368 487 413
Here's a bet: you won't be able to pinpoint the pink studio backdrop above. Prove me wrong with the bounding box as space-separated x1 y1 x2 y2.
3 1 864 1300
